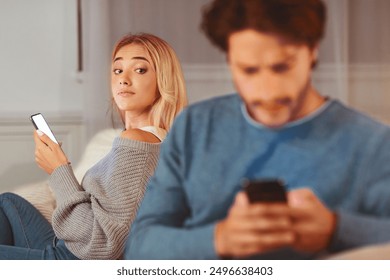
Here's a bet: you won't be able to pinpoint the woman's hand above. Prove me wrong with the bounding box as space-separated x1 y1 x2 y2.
33 130 69 174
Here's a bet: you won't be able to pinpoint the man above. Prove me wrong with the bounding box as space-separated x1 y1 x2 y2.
125 0 390 259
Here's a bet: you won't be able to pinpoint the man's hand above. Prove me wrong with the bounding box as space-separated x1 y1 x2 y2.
33 130 69 174
214 191 294 258
288 188 336 253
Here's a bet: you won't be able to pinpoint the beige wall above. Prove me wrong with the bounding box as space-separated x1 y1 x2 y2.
0 0 390 190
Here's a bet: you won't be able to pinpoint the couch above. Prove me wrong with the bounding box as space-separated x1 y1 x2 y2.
326 243 390 260
11 128 121 223
7 128 390 259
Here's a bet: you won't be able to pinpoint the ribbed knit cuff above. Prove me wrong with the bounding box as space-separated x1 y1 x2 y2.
49 164 84 202
328 210 390 253
187 223 220 260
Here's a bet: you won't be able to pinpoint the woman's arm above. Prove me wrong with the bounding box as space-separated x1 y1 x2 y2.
49 137 160 260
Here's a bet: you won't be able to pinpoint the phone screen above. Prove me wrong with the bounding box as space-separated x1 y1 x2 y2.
243 179 287 203
30 113 59 144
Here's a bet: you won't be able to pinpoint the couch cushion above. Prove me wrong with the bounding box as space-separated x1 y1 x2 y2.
13 181 56 222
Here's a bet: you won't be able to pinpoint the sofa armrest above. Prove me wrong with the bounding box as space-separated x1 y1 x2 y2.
12 181 56 223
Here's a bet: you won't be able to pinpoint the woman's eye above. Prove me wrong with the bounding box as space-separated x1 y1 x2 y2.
135 68 147 74
113 69 122 75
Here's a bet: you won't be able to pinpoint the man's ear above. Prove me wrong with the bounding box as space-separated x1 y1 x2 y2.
312 45 319 61
311 44 320 69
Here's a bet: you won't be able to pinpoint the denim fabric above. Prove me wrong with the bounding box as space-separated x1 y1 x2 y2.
0 192 78 260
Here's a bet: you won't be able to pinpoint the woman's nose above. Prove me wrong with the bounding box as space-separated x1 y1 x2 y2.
119 74 131 86
120 80 129 85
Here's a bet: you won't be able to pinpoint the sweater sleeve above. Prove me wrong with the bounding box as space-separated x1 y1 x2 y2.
125 175 218 259
329 211 390 252
49 139 160 260
329 128 390 252
125 112 219 260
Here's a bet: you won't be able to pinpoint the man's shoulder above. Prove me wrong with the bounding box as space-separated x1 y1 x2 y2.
170 93 242 137
330 100 390 137
184 93 240 117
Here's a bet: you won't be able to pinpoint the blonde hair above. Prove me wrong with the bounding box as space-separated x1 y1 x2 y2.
111 33 187 131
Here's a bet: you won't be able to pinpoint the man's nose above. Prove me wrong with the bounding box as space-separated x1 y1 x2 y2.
255 74 280 101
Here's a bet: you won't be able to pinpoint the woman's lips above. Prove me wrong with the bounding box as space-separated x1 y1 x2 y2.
117 91 134 97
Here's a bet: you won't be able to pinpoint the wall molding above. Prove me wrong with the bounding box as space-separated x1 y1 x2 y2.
183 63 390 82
314 63 390 80
182 62 390 97
182 63 390 123
183 64 231 82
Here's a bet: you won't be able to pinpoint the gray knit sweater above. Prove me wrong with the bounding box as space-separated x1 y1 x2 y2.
48 136 161 259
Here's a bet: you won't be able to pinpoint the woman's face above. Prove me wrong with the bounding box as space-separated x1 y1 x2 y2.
111 43 158 116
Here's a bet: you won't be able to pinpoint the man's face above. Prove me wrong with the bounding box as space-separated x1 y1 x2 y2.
228 29 322 128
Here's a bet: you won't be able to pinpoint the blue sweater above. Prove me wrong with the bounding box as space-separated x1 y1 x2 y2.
125 94 390 259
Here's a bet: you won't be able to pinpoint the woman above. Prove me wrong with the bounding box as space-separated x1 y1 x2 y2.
0 33 187 259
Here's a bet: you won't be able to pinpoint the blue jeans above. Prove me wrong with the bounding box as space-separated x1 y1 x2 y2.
0 192 78 259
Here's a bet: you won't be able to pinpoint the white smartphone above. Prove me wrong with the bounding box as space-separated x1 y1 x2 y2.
30 113 59 144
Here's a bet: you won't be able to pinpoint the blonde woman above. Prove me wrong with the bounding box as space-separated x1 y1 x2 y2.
0 33 187 259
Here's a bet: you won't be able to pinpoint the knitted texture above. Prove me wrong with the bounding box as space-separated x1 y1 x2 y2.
49 137 161 259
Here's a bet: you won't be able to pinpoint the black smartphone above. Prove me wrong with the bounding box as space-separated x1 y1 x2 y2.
30 113 59 144
242 178 287 203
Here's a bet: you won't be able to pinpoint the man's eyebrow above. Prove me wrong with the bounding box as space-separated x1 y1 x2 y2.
263 54 297 67
235 54 297 68
274 54 296 64
113 56 150 63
